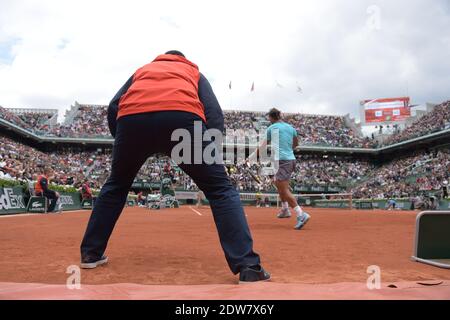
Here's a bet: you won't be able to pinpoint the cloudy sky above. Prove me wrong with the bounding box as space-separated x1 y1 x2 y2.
0 0 449 122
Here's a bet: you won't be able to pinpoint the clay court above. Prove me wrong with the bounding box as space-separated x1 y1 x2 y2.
0 206 449 299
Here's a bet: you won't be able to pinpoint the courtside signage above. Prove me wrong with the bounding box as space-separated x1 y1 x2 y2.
0 187 26 214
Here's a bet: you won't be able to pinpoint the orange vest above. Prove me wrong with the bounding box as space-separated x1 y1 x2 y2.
35 175 47 194
118 54 206 122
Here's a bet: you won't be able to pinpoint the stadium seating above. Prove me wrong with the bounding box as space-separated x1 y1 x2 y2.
352 148 449 200
1 100 449 148
0 106 34 131
385 101 450 146
2 133 448 201
0 101 449 203
1 104 375 148
283 114 375 148
0 107 56 132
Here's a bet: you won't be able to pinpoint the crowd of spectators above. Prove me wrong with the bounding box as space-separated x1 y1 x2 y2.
0 107 55 132
179 156 372 193
2 105 375 148
352 149 450 199
0 135 182 190
1 133 448 200
385 100 450 145
223 111 257 131
1 101 449 198
222 111 376 148
17 112 54 131
139 149 449 198
225 162 273 192
293 155 372 187
283 114 376 148
2 101 449 149
0 107 34 131
44 105 109 138
0 135 108 189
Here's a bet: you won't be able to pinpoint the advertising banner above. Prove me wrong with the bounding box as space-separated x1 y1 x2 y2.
0 187 27 215
362 97 410 124
59 192 82 211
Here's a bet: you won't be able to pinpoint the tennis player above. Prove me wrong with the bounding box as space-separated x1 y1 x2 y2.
250 108 310 230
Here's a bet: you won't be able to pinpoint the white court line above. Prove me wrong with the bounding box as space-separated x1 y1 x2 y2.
0 209 91 218
0 213 39 218
60 210 91 214
188 206 203 216
188 206 248 217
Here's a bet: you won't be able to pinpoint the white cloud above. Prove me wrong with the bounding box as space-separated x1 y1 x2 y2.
0 0 448 121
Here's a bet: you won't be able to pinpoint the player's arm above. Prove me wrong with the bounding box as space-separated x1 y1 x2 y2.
107 74 135 138
292 127 299 150
293 135 299 149
251 139 267 160
248 127 270 162
198 73 224 133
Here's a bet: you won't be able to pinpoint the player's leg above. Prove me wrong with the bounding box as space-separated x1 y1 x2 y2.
274 181 288 203
273 180 291 218
276 161 292 206
276 180 298 208
273 161 295 218
171 119 268 281
277 179 310 229
80 116 150 266
180 160 269 279
275 160 310 229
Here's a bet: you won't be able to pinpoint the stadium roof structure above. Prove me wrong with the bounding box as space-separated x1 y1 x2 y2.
5 108 58 114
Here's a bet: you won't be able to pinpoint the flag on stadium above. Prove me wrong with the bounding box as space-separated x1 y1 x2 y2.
229 81 232 90
251 82 255 92
276 81 284 88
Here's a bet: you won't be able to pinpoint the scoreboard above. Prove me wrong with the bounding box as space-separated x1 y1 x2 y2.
361 97 411 125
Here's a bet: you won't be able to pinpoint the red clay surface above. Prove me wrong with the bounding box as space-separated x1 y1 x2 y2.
0 206 449 299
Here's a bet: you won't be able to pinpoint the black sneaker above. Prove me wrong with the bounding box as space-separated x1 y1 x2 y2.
239 265 271 284
80 255 108 269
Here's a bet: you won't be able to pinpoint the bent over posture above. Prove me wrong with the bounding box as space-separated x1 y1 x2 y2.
80 51 270 283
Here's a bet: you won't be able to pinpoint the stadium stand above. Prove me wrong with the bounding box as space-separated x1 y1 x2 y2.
0 135 108 189
384 100 450 145
0 100 449 204
1 104 377 148
352 148 450 199
1 100 449 148
283 113 376 148
0 106 34 131
293 155 373 187
2 130 448 202
43 104 109 138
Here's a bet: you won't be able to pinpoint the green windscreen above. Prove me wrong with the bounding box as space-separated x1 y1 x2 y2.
417 214 450 259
